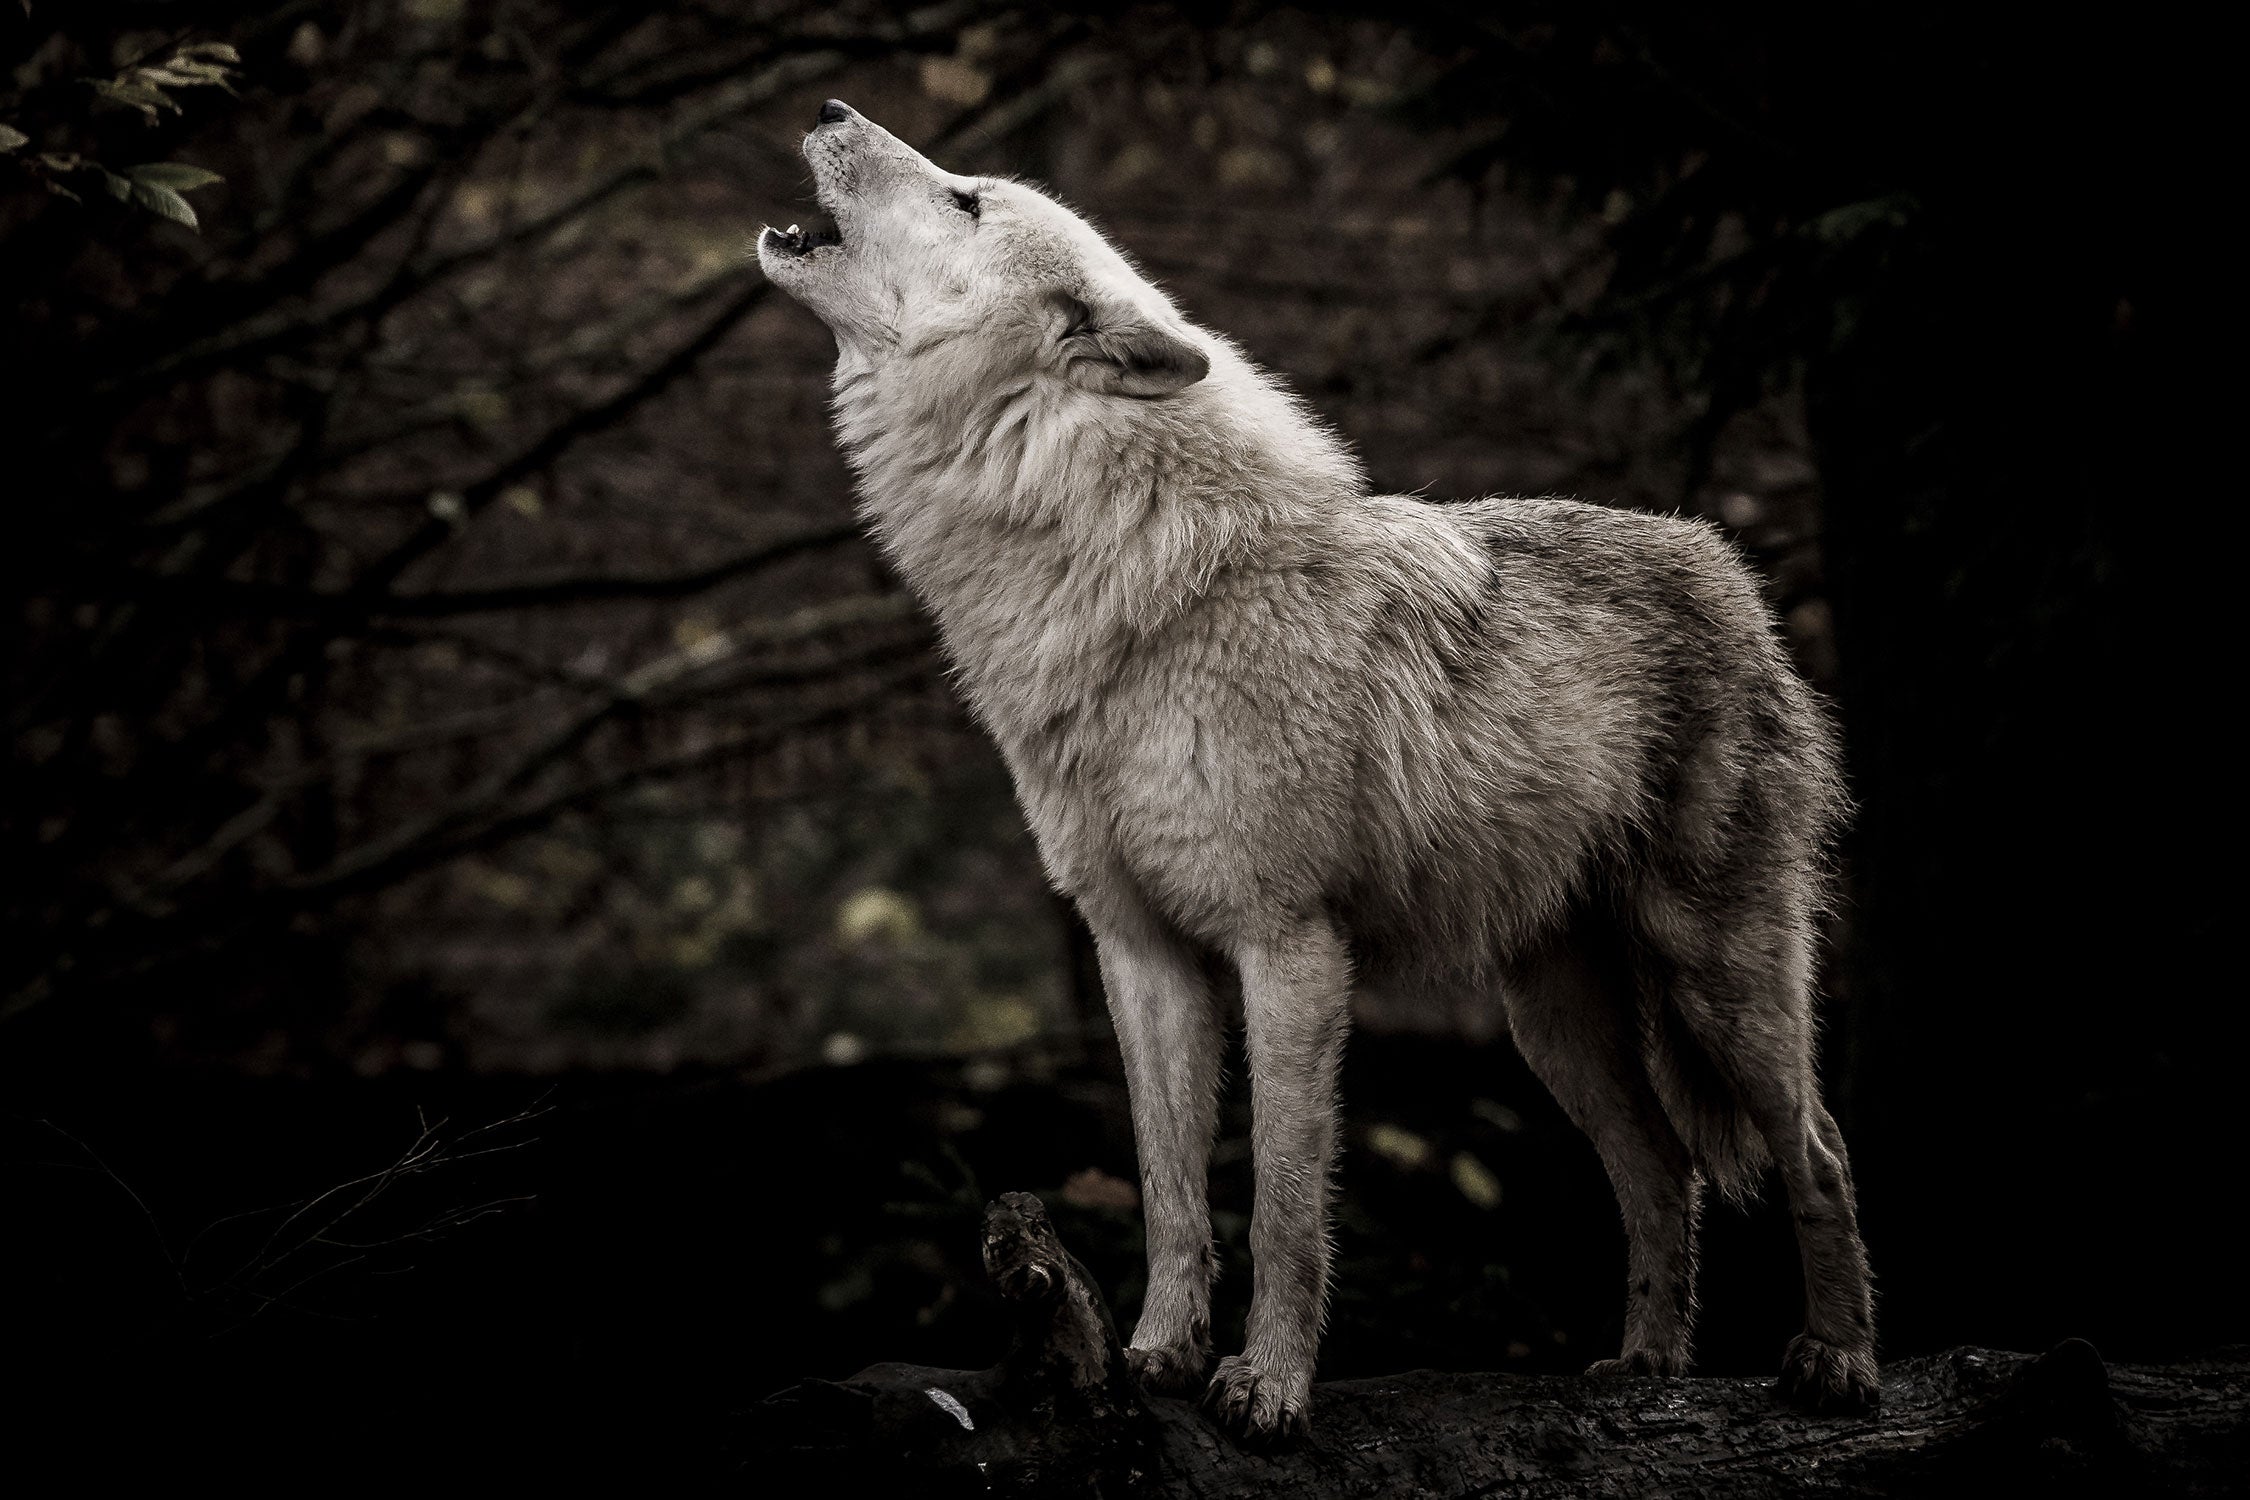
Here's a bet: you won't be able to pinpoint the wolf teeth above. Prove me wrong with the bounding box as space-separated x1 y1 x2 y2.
786 224 801 236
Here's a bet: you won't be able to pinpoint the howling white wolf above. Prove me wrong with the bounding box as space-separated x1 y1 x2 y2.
758 99 1877 1444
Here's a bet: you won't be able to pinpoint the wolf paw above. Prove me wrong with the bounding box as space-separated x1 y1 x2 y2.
1126 1340 1210 1396
1202 1354 1311 1448
1587 1347 1688 1379
1779 1332 1881 1414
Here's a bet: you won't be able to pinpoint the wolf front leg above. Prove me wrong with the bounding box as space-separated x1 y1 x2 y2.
1090 903 1225 1396
1207 913 1352 1445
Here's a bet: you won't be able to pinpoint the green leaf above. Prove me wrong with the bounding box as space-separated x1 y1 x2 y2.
129 180 199 230
178 42 243 64
1807 194 1918 245
0 124 27 152
128 162 224 192
150 57 237 86
136 66 220 89
89 78 176 117
99 168 132 201
45 180 83 204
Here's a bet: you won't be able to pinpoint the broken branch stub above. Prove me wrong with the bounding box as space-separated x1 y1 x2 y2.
739 1192 1155 1497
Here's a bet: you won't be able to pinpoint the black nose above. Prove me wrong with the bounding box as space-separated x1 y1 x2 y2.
817 99 851 126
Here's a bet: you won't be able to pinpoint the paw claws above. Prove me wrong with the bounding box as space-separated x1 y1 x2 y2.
1202 1355 1311 1448
1780 1332 1881 1414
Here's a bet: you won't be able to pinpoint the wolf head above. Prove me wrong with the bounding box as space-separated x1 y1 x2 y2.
757 100 1209 398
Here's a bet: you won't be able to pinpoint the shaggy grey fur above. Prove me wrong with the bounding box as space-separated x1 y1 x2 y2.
758 101 1878 1444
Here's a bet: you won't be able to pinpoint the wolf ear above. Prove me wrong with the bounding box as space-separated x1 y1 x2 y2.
1048 291 1209 397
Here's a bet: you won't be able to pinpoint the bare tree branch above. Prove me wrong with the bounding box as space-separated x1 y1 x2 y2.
149 522 864 618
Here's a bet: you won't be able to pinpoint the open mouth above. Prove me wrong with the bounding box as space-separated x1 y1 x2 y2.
762 217 841 257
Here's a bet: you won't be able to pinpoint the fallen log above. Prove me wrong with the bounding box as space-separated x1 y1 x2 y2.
740 1192 2248 1497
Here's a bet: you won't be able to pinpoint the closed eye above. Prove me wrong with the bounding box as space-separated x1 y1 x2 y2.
951 188 981 219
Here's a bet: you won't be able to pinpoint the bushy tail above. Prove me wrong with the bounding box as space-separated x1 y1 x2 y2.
1645 998 1770 1204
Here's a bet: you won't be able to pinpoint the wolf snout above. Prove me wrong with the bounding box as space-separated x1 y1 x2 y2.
816 98 854 126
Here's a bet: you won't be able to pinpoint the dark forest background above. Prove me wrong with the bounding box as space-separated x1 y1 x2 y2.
3 3 2236 1488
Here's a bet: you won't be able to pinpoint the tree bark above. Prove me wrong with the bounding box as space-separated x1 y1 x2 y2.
740 1194 2249 1498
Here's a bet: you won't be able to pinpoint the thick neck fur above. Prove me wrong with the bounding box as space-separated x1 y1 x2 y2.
830 341 1365 745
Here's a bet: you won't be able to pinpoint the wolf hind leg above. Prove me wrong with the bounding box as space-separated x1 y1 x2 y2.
1642 889 1879 1411
1504 916 1700 1377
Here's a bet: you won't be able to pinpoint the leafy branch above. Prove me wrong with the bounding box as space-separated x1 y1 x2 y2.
86 41 242 120
6 41 239 228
